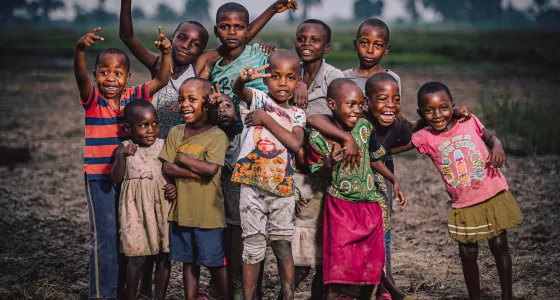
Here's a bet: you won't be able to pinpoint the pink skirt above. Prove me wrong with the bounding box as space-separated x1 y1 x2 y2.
323 195 385 285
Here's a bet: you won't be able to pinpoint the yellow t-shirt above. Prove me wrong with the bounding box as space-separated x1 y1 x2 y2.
159 124 229 229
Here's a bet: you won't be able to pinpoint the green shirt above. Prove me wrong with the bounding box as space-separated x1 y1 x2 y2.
211 44 268 129
308 118 384 202
159 125 229 228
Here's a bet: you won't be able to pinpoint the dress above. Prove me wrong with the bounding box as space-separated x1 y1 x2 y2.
119 139 170 256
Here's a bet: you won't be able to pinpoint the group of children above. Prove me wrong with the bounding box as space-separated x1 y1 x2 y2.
74 1 524 300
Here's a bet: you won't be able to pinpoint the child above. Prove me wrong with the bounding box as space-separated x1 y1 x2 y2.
74 27 171 299
342 19 401 95
293 19 344 115
110 100 176 300
231 50 306 300
159 77 230 300
208 2 298 130
401 82 523 300
307 78 405 300
120 0 297 138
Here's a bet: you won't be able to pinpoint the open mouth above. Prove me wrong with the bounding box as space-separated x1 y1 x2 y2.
379 111 395 123
300 49 313 56
432 119 446 127
104 86 118 93
182 111 194 118
348 116 358 123
218 114 231 121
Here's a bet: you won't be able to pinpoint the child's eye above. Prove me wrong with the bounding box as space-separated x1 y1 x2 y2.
116 72 122 76
192 41 200 47
272 75 280 79
220 25 227 30
311 38 318 43
178 36 184 41
152 122 158 127
377 97 387 102
100 71 108 75
225 104 232 108
288 76 296 80
235 25 243 30
360 41 368 46
140 124 147 128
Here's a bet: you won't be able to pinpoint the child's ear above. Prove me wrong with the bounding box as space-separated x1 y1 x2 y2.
363 96 369 112
92 71 96 80
353 39 357 51
324 44 331 55
384 44 391 55
417 108 422 119
452 102 456 109
126 72 131 84
327 97 336 111
246 25 251 40
214 26 219 38
124 122 132 134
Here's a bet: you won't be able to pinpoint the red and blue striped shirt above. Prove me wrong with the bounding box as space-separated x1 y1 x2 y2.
81 83 151 180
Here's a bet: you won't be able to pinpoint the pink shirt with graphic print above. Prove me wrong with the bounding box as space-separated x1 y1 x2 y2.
411 115 508 208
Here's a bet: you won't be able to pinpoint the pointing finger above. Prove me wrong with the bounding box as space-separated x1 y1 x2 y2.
256 64 269 73
91 27 102 34
214 83 221 96
158 26 165 39
254 73 271 79
92 35 104 41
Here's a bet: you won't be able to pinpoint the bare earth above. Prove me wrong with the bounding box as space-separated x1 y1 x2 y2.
0 61 559 300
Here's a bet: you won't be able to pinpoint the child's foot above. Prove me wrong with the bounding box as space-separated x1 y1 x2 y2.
197 290 210 300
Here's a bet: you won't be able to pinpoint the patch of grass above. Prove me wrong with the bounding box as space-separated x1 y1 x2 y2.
478 88 560 155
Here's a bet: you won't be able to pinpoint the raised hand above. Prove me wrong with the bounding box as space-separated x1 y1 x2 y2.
77 27 104 50
260 43 278 56
274 0 298 13
121 143 138 157
453 106 471 123
154 26 171 54
238 64 271 83
209 83 222 107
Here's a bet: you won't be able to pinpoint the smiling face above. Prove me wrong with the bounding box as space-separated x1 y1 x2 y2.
265 58 300 104
295 23 330 63
94 53 131 100
214 12 249 50
354 24 390 69
329 83 365 130
217 95 237 130
172 23 208 66
178 81 209 125
368 80 400 127
418 90 455 132
125 106 160 146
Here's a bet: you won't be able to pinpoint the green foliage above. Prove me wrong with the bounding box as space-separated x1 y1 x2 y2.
184 0 211 23
478 88 560 155
353 0 384 19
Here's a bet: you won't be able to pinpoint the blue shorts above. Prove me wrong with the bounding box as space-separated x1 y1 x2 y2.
168 222 226 267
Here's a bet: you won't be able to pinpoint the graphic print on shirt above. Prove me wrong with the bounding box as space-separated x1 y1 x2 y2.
438 134 486 188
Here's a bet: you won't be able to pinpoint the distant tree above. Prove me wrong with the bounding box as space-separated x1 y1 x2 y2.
132 7 145 20
353 0 384 20
301 0 321 20
184 0 210 23
404 0 420 22
288 10 296 24
29 0 64 22
0 0 26 23
404 0 503 23
73 0 117 25
154 3 178 21
536 8 560 28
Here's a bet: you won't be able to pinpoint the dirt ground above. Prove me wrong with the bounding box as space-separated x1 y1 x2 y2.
0 59 559 300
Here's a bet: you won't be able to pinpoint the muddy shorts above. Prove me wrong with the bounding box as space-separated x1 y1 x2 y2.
240 184 295 264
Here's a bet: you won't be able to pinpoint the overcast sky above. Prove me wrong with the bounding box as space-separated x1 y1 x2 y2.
51 0 544 23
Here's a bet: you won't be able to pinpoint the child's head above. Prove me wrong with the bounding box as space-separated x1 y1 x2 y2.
354 19 390 69
94 48 131 99
171 21 209 66
214 2 250 50
365 72 400 127
326 78 365 130
417 82 455 132
264 49 300 103
216 94 237 130
295 19 331 63
178 77 214 125
123 99 159 146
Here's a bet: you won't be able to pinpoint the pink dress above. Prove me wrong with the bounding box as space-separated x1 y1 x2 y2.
119 139 170 256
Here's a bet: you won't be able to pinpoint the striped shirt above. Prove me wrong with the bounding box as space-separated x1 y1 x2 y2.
211 44 268 129
81 83 151 180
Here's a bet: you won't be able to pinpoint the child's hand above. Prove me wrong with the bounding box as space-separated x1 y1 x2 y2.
273 0 298 13
325 143 346 168
154 26 171 54
392 180 407 210
121 143 138 157
295 197 309 214
294 82 308 109
245 110 271 127
488 143 506 169
76 27 104 51
342 135 361 168
260 43 277 56
209 83 223 107
239 64 271 83
453 106 471 123
174 152 186 164
163 183 177 200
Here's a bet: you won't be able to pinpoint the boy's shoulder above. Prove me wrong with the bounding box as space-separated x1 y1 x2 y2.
321 60 344 81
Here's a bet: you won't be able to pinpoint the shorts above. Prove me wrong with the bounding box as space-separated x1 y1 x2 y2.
448 190 523 243
292 226 322 266
168 222 226 267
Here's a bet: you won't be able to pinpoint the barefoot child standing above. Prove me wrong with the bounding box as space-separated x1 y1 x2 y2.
111 100 177 300
74 27 171 299
397 82 523 300
232 50 306 300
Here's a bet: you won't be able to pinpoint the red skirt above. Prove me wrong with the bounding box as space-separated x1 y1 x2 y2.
323 195 385 285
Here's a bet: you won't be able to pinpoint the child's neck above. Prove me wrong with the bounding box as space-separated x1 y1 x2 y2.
354 63 383 77
302 58 323 87
220 125 237 140
333 117 353 133
171 61 192 80
369 114 389 135
268 93 290 109
219 45 245 66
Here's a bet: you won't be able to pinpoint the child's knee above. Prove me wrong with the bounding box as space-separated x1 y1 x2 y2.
128 256 147 267
271 239 293 260
243 235 266 264
459 243 479 261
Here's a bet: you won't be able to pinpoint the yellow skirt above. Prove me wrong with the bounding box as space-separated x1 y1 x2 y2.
448 190 523 243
